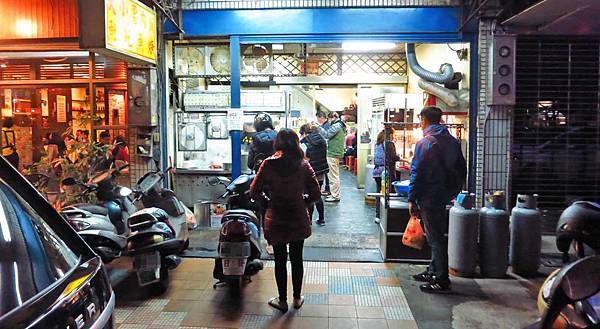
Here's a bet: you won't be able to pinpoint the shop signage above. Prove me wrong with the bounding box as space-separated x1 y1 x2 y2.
79 0 157 64
227 109 243 131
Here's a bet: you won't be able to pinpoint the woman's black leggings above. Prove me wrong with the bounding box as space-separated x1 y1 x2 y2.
309 180 325 221
272 240 304 301
374 177 382 193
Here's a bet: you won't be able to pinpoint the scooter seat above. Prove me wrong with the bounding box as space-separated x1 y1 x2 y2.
67 204 108 216
129 207 169 230
222 209 257 220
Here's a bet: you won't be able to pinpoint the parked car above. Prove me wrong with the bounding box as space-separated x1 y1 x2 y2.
0 156 115 329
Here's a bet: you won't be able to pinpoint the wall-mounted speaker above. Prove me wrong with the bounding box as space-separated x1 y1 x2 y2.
488 35 516 106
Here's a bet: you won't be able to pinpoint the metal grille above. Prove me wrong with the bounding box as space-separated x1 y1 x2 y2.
0 64 31 80
313 54 339 76
342 53 407 76
128 127 156 188
183 0 458 10
273 54 302 76
482 106 511 199
512 37 600 223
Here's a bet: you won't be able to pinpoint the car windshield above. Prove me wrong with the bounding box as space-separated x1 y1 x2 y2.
0 178 79 316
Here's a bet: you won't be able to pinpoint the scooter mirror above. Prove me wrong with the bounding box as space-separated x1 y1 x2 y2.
61 177 77 186
208 177 220 186
561 256 600 300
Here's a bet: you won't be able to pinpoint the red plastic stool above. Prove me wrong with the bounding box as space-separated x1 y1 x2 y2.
348 156 355 172
353 158 358 175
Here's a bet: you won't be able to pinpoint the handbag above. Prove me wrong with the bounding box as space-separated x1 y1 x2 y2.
402 215 425 250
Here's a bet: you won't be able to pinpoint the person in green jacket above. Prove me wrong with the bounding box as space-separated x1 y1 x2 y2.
323 112 346 202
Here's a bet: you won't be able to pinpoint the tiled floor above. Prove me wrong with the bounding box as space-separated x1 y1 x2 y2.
114 259 419 329
184 170 381 262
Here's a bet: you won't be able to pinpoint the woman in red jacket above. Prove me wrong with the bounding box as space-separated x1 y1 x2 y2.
250 128 321 312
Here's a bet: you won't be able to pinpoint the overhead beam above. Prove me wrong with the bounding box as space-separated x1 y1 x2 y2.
165 7 461 36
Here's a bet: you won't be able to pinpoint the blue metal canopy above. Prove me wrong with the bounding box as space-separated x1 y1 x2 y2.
166 7 462 39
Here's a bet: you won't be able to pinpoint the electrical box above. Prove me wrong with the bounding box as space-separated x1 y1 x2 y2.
128 68 158 126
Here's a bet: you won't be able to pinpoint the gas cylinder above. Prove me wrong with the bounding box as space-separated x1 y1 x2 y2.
448 192 479 277
510 194 542 276
479 191 510 278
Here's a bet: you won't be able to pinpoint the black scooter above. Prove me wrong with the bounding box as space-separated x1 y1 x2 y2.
528 201 600 329
62 165 189 294
209 175 264 295
530 255 600 329
127 168 190 294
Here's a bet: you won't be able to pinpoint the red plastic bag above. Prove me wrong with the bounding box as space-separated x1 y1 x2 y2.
402 216 425 250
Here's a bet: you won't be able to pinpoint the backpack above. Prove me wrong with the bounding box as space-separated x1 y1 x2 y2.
425 135 467 199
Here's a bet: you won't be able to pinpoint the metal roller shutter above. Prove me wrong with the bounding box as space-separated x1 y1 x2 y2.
512 37 600 232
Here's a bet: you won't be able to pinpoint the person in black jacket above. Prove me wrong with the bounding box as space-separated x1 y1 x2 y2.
300 123 329 226
248 112 277 171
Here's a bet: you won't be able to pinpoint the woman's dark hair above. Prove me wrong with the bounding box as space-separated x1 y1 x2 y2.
376 128 394 145
274 128 304 161
49 132 67 154
299 123 317 136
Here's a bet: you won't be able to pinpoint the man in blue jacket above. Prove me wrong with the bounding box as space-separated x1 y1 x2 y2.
408 106 466 293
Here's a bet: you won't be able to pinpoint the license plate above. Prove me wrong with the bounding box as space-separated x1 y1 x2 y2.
134 251 161 286
222 258 247 276
219 242 251 258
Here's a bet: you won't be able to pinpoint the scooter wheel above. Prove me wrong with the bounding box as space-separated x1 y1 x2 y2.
148 266 169 296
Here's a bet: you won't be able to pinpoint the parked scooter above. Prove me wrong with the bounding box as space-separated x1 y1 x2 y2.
532 255 600 329
530 201 600 328
60 164 135 262
127 167 190 293
61 165 190 294
208 175 264 295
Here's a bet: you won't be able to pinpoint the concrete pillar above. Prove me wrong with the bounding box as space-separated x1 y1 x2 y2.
475 18 514 207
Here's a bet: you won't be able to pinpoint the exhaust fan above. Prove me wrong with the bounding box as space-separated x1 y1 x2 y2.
242 44 272 75
206 46 231 75
175 46 205 76
178 123 207 151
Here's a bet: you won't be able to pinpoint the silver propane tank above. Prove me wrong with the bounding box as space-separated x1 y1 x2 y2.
448 192 479 277
509 194 542 276
479 191 510 278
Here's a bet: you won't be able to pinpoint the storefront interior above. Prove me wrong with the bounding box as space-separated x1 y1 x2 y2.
0 51 128 164
170 41 471 261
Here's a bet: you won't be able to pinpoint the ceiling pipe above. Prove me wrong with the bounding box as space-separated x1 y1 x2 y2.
406 43 454 84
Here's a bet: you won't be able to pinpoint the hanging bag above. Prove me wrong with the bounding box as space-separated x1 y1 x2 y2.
402 215 425 250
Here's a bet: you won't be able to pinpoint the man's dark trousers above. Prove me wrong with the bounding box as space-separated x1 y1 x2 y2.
420 202 449 281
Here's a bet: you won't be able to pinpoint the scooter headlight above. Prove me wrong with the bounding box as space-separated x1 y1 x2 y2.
69 219 91 231
119 187 133 197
